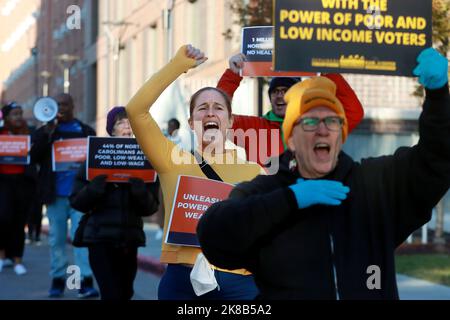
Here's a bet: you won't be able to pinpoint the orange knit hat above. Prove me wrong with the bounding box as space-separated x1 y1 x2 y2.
282 76 348 144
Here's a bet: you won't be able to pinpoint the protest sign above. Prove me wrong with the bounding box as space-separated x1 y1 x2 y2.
52 138 87 172
87 136 157 183
241 26 314 77
165 175 234 247
274 0 432 75
0 135 30 165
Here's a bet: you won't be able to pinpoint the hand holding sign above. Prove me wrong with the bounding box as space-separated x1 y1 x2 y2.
129 177 147 197
229 53 246 74
413 48 448 90
88 174 107 195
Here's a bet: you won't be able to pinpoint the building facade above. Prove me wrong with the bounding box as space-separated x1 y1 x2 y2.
0 0 97 127
1 0 448 213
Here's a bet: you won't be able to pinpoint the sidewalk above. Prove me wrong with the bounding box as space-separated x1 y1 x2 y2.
0 237 159 299
397 274 450 300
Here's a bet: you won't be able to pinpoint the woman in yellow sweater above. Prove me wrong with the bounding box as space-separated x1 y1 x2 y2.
126 45 263 300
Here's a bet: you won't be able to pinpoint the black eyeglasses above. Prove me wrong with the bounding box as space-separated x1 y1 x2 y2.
296 116 344 132
270 88 288 96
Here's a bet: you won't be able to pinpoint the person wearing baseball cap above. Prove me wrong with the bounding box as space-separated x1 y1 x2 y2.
198 48 450 299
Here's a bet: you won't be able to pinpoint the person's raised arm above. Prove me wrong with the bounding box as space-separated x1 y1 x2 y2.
366 48 450 245
216 53 245 99
126 45 207 172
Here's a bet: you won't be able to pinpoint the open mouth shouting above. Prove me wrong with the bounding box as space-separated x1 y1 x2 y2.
274 101 286 113
313 142 331 162
202 120 221 142
203 121 219 131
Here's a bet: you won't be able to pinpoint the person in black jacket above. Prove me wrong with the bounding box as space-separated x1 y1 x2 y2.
70 106 159 300
197 48 450 300
0 102 37 275
30 93 98 298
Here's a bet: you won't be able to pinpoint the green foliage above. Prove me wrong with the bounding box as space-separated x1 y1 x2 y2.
396 254 450 286
229 0 273 27
223 0 273 39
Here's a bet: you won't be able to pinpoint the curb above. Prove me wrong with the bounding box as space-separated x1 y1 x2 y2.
41 225 165 277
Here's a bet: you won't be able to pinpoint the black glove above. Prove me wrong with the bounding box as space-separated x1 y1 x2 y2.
129 177 147 197
88 175 107 195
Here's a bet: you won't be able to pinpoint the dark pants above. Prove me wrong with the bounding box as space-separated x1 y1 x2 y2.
88 244 138 300
27 196 43 241
158 264 259 300
0 174 33 258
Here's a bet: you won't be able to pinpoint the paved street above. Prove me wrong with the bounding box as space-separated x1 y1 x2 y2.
0 236 160 300
1 224 450 300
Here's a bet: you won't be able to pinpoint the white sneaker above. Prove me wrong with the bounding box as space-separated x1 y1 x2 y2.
14 264 27 275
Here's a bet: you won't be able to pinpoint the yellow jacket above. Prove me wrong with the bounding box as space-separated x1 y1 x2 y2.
126 46 263 274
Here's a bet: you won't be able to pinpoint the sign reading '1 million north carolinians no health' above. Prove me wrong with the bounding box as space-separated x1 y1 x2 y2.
87 136 157 183
241 26 315 77
274 0 432 76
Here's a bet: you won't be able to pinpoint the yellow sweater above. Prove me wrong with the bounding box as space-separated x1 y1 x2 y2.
126 46 262 274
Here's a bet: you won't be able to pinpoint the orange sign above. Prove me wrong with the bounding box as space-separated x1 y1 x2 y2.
0 135 30 165
52 138 87 172
165 175 234 247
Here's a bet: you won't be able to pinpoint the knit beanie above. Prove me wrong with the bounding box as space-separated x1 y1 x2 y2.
106 106 126 136
1 102 21 119
282 77 348 144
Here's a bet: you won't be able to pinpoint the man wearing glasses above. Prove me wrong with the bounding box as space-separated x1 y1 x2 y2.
198 48 450 299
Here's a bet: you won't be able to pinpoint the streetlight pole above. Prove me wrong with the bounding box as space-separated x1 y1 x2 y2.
102 21 134 105
40 70 52 96
56 54 79 94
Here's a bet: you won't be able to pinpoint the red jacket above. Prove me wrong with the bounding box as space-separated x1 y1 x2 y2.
217 69 364 166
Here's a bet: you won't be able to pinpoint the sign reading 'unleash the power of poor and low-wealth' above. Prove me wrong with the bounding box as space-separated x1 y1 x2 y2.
87 137 157 183
165 176 234 247
274 0 432 76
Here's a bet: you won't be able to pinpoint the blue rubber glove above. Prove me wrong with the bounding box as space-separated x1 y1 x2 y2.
413 48 448 90
288 178 350 209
